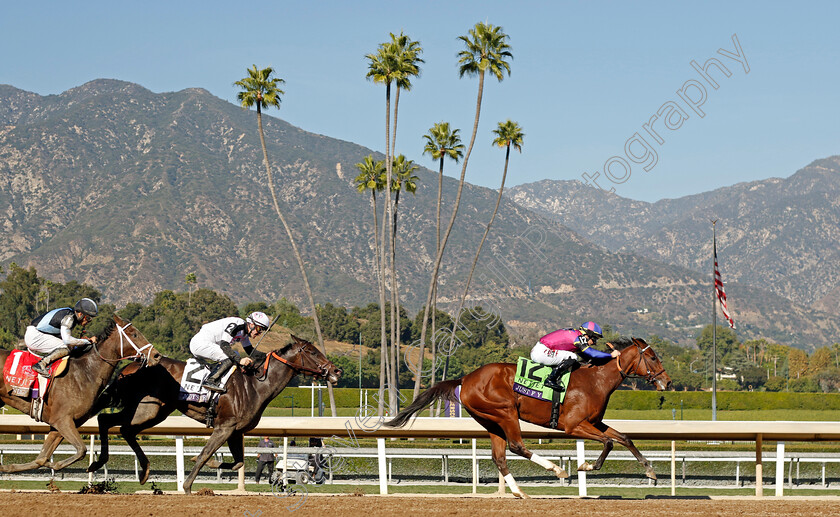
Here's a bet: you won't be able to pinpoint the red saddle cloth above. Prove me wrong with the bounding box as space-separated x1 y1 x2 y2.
3 350 61 397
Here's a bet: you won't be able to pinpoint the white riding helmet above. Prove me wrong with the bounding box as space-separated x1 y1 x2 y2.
247 311 270 330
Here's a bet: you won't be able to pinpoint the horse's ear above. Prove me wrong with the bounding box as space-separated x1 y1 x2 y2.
291 334 303 344
113 313 125 325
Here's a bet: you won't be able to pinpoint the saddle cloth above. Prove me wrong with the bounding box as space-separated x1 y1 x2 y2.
179 358 236 403
512 356 570 403
3 349 67 397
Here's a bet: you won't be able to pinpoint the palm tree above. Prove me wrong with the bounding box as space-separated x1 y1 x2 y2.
413 22 512 397
234 65 337 415
353 155 388 399
386 35 422 403
445 120 524 383
388 155 419 393
418 123 464 400
366 33 422 414
366 45 399 415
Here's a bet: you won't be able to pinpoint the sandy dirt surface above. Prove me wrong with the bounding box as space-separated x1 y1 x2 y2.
3 492 840 517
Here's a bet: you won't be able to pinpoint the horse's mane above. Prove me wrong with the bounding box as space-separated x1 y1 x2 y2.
277 342 295 357
95 318 119 343
610 337 635 351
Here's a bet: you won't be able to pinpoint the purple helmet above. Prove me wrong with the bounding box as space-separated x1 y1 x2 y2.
580 321 603 339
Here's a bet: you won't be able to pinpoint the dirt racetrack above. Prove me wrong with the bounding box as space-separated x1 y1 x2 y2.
3 492 840 517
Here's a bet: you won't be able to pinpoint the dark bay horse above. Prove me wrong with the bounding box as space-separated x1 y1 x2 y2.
0 315 162 473
88 335 341 494
386 337 671 498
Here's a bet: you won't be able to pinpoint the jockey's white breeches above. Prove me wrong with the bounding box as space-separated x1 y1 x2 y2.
530 342 579 366
189 333 238 363
24 326 67 355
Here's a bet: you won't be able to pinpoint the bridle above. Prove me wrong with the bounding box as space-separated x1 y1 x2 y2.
259 344 331 379
93 322 156 365
609 339 667 384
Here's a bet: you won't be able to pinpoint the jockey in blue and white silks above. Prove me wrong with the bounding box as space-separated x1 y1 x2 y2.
25 298 99 376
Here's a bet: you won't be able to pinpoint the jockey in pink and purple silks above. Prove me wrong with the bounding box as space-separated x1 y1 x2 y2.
530 321 620 391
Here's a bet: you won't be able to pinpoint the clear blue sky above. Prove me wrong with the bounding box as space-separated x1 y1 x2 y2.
2 1 838 202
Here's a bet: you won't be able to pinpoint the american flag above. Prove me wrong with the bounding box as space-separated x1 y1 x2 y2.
714 239 735 329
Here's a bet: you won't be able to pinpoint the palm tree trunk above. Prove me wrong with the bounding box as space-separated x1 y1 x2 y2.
377 82 393 416
429 156 444 416
445 144 512 374
392 191 404 397
413 70 486 397
256 106 337 415
388 88 403 411
369 188 387 415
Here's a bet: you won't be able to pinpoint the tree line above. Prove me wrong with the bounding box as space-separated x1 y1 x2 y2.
3 264 839 393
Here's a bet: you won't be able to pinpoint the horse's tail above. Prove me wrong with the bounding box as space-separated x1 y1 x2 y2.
385 378 463 428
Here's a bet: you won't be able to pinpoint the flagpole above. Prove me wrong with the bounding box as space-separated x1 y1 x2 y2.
712 220 717 422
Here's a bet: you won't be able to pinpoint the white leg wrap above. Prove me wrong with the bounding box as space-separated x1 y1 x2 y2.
529 452 555 470
503 473 521 492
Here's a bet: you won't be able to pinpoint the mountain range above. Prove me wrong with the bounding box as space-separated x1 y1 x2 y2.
507 156 840 317
1 79 838 351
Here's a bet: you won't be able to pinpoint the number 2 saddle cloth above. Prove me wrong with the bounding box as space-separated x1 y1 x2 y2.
512 356 571 404
179 358 237 403
3 349 68 398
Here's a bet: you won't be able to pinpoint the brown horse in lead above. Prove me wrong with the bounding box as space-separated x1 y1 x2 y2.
0 315 162 473
387 337 672 498
88 335 341 494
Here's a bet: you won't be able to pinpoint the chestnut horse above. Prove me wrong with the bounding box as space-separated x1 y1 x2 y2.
0 315 162 473
387 337 671 498
88 335 341 494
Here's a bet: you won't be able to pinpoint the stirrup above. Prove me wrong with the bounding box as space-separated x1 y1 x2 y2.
204 382 226 394
545 379 564 391
32 362 51 377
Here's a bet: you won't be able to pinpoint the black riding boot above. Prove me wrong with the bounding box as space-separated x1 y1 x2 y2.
203 358 234 393
32 347 70 377
544 358 576 391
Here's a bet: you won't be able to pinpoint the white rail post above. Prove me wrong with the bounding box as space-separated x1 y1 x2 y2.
775 441 785 496
472 438 478 494
282 436 288 485
755 433 763 497
377 437 388 494
670 440 676 496
576 439 587 497
175 436 185 493
88 434 94 484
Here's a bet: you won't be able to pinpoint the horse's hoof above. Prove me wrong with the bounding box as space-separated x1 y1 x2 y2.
646 469 657 480
554 468 569 479
513 491 531 499
204 459 221 469
86 463 102 473
139 469 150 485
231 462 243 471
577 462 594 472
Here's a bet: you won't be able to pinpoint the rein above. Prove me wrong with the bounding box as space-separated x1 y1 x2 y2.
259 348 327 379
93 322 155 365
608 341 666 383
